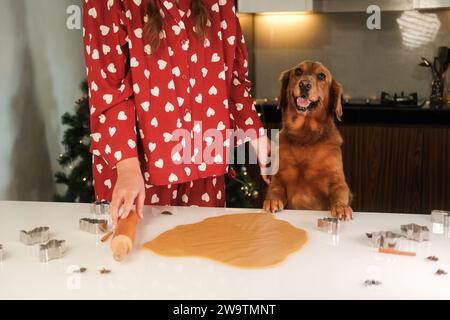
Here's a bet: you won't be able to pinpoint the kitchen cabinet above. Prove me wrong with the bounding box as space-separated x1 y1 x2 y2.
237 0 450 13
414 0 450 9
238 0 313 13
248 104 450 214
339 125 450 214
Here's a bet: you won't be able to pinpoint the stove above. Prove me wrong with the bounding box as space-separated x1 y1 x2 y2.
381 91 418 107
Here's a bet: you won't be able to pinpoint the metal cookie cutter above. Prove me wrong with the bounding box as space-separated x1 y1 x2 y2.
317 217 340 234
401 223 430 242
20 227 50 245
91 201 110 216
431 210 450 224
79 218 108 234
367 231 403 249
39 240 66 263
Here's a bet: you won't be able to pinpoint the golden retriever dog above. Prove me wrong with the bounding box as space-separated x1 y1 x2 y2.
263 61 353 220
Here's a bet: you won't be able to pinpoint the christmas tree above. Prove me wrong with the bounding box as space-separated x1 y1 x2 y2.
54 81 94 203
226 165 259 208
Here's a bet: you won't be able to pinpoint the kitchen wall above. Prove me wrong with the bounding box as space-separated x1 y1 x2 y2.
243 10 450 100
0 0 85 201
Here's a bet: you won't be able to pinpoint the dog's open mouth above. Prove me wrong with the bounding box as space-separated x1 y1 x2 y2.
294 95 320 113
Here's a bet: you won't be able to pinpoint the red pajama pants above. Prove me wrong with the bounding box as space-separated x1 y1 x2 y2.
144 176 226 207
93 159 226 208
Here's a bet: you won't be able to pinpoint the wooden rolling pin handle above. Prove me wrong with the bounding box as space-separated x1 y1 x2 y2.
111 210 140 261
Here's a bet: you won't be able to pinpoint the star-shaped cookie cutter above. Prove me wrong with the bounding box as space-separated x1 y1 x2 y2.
79 218 108 234
317 217 340 234
367 231 403 249
20 227 50 245
39 240 66 263
401 223 430 242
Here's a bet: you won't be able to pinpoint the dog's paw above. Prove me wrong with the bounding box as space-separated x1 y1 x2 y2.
330 203 353 221
263 199 285 213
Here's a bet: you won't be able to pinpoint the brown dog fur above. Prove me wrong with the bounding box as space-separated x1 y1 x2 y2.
263 61 353 220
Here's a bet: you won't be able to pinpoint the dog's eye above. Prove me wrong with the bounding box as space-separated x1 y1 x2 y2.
317 73 326 80
294 68 303 76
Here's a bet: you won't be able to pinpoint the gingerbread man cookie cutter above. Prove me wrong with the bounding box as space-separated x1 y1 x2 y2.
79 218 108 234
39 240 66 263
20 227 50 245
401 223 430 242
317 217 340 234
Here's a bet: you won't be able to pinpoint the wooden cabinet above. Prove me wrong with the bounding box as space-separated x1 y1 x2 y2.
339 125 450 214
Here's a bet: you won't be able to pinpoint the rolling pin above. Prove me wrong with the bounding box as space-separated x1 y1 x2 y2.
111 210 140 261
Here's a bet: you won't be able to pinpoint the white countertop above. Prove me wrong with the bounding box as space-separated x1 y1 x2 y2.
0 201 449 300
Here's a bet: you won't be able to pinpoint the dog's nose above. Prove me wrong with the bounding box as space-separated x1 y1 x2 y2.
299 80 312 91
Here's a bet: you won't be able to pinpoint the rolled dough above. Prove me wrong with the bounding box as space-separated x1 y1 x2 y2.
143 213 308 268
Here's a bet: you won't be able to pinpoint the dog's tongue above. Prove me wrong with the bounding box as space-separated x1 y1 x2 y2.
296 97 310 108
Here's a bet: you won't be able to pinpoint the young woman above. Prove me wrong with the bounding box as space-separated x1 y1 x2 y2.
83 0 269 223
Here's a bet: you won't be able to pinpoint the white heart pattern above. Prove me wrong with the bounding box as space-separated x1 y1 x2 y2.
201 193 210 202
141 101 150 111
157 59 167 70
103 94 113 104
168 173 178 183
108 127 116 137
206 107 215 117
128 139 136 149
211 53 220 62
151 194 160 204
151 86 160 96
117 111 127 120
155 159 164 168
163 132 173 142
165 102 175 112
104 179 112 189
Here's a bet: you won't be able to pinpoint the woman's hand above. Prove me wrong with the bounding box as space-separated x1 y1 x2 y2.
110 157 145 225
250 134 272 185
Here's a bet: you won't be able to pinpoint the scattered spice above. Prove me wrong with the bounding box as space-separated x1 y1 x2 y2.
426 256 439 262
101 231 114 243
364 280 382 286
73 267 87 273
161 211 173 215
99 267 111 274
435 269 448 276
99 224 107 233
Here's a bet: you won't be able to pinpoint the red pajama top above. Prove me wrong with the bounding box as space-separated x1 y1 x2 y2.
83 0 264 191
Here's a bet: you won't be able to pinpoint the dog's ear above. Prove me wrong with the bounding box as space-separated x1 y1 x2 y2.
330 79 343 121
277 70 291 110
